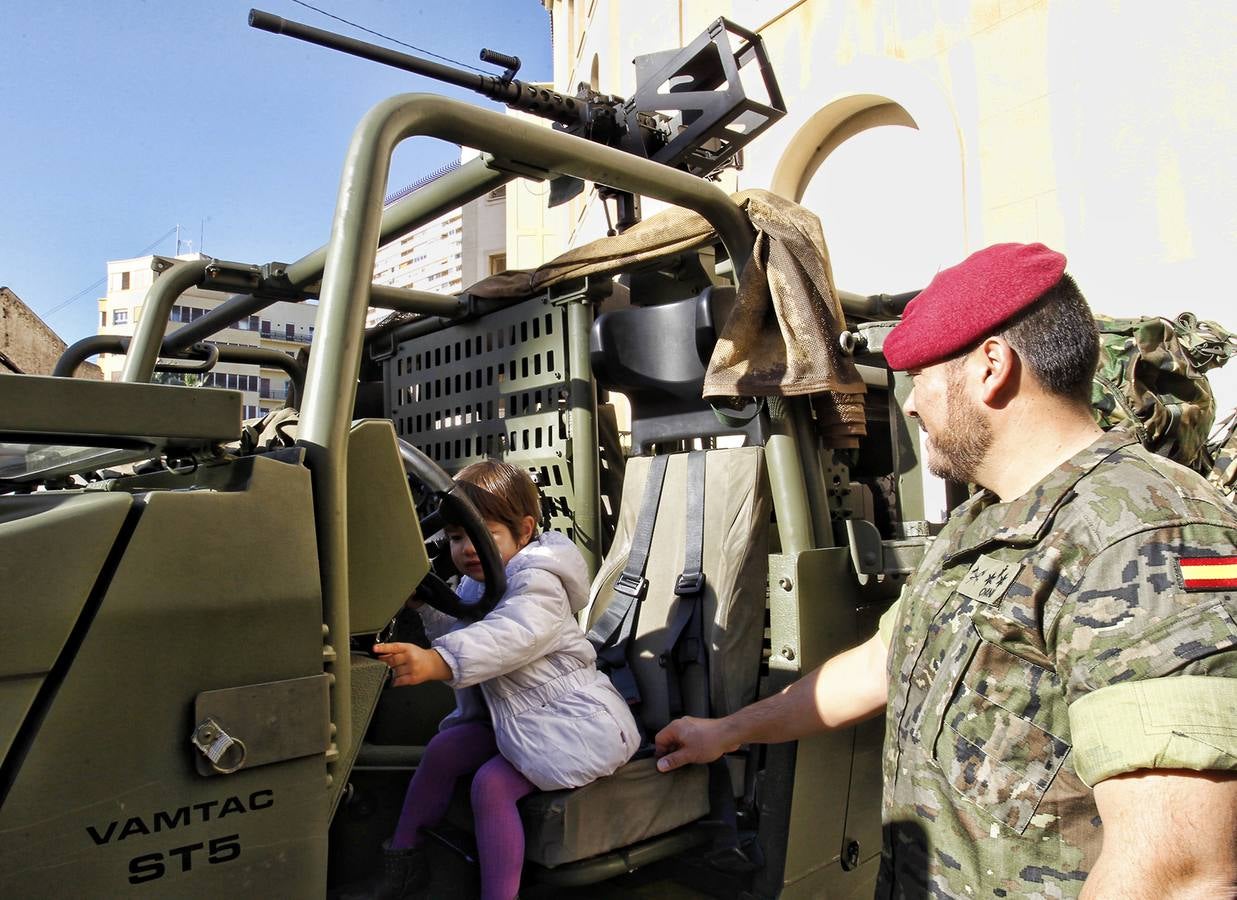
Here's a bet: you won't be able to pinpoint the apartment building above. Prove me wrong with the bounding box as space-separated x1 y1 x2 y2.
97 147 508 412
369 151 508 325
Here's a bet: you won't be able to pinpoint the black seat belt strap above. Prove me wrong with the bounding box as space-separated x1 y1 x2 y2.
587 453 669 706
666 450 759 872
664 450 707 720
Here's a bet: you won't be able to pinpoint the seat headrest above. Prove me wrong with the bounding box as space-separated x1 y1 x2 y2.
590 286 735 398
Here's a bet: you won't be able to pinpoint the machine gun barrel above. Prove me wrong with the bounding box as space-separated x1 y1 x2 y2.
248 9 585 127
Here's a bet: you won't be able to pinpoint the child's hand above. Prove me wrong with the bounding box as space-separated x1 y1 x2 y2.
373 642 452 687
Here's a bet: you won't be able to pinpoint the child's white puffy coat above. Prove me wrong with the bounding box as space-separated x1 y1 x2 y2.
419 531 641 791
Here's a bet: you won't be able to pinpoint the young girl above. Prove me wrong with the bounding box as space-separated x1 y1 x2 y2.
372 460 641 900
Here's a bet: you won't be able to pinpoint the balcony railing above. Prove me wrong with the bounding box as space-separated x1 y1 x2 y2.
258 329 312 344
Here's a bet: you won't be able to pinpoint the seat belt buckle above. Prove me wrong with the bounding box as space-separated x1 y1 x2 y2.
614 571 648 599
674 571 705 596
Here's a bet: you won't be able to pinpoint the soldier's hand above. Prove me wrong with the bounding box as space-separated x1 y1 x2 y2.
373 642 451 686
654 716 739 773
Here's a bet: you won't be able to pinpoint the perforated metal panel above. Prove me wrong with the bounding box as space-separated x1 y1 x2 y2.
385 296 579 539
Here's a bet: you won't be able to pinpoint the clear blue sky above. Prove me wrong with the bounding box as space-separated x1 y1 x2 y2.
0 0 552 346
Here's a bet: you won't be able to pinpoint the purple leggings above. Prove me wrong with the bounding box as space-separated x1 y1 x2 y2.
390 721 535 900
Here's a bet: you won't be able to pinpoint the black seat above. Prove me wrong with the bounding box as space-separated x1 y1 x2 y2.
590 286 767 452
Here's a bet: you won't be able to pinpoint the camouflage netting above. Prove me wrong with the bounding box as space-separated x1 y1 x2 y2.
1205 409 1237 500
390 189 867 447
1092 313 1237 474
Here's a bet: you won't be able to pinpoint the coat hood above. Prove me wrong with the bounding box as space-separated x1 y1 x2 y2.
506 530 591 613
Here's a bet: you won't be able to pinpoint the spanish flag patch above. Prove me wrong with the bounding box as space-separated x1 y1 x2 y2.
1178 556 1237 590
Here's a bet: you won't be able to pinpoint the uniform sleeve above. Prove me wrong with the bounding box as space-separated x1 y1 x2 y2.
1053 525 1237 786
432 568 569 688
877 594 905 647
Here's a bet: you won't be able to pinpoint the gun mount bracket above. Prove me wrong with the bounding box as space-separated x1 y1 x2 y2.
621 16 786 179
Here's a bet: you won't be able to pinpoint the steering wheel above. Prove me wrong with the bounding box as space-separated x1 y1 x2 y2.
397 439 506 620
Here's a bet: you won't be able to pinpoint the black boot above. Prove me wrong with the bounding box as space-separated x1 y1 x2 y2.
369 840 429 900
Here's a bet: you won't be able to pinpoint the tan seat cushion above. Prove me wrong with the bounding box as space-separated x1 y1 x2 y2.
521 758 709 867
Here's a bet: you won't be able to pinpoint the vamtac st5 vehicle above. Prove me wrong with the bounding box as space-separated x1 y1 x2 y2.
6 10 1228 899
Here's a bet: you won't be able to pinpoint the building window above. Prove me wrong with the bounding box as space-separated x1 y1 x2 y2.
113 310 129 325
121 271 130 290
100 311 107 327
489 253 507 275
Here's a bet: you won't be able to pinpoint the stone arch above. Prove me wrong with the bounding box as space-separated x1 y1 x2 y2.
768 58 972 264
771 94 917 204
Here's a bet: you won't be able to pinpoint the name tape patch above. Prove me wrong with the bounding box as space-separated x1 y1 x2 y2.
956 553 1021 604
1178 556 1237 591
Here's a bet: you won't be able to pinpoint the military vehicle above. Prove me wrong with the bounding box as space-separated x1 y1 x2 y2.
4 9 1229 900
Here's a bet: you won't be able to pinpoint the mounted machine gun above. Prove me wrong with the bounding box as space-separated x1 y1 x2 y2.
249 8 786 230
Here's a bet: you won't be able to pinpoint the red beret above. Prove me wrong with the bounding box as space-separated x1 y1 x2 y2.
883 242 1067 371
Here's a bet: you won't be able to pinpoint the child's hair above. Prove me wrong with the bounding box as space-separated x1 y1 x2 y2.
453 460 541 543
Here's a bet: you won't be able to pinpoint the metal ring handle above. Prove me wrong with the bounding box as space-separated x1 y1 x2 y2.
192 717 248 775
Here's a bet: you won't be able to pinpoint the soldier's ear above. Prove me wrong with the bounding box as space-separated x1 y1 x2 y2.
975 337 1018 406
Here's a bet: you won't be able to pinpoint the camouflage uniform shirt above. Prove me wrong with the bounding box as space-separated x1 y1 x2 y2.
876 430 1237 898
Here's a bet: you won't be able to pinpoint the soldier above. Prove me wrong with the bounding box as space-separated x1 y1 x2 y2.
655 243 1237 898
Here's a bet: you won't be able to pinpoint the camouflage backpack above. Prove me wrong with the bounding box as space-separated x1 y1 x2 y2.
1091 313 1237 473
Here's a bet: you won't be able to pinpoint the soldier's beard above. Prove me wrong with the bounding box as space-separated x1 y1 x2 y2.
923 372 992 486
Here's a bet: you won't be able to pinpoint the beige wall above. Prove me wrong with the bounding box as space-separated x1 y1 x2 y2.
0 287 102 379
541 0 1237 415
504 110 573 270
461 177 509 286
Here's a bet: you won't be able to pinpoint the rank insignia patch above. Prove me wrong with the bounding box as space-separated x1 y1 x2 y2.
1177 556 1237 590
956 553 1021 604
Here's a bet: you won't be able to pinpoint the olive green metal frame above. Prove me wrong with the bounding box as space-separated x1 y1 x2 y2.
286 93 820 767
55 336 307 402
107 91 825 776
